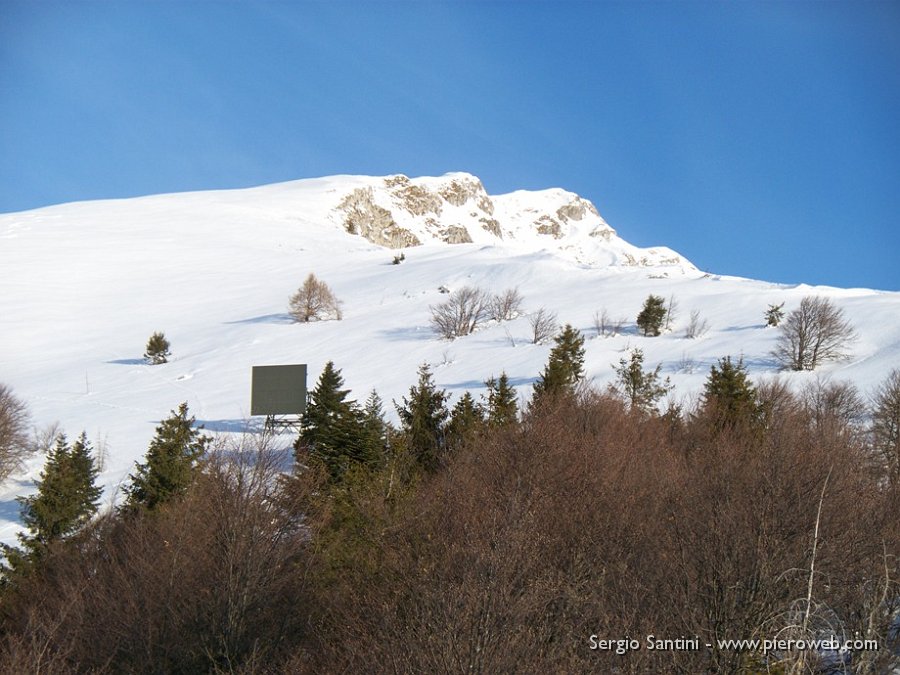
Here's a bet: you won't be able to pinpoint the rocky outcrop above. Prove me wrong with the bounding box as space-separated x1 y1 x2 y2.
338 187 420 249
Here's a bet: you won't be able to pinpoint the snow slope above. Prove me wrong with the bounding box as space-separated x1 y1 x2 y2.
1 172 898 544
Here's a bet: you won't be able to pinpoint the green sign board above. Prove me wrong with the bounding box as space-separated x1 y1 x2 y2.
251 364 307 416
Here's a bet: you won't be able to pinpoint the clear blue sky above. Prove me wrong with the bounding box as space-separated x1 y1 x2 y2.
2 1 898 290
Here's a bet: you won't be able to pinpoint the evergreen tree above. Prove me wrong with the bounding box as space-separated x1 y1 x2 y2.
701 356 761 430
124 402 209 511
361 389 391 466
532 324 586 401
612 348 672 415
765 302 785 327
637 295 667 336
296 362 371 481
144 331 171 365
396 364 450 472
484 372 518 427
2 432 101 576
446 392 484 451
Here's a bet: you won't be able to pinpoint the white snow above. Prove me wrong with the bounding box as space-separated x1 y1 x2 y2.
1 173 898 544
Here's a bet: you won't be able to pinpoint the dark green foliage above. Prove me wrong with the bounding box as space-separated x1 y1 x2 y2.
637 294 667 336
396 364 450 472
612 348 673 415
446 392 484 451
296 362 373 481
3 432 101 577
362 389 391 465
533 324 586 401
124 402 209 511
484 372 518 427
701 356 761 430
144 331 171 365
765 302 785 327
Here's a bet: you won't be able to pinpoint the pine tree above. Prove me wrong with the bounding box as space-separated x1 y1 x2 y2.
144 331 171 364
637 295 667 337
612 348 672 415
396 364 450 472
124 402 209 511
2 432 101 576
701 356 761 430
296 362 371 480
765 302 785 327
484 372 518 427
532 324 586 401
446 392 484 451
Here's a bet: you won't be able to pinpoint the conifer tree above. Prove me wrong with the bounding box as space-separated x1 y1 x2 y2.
124 402 209 511
296 362 371 480
446 392 484 451
612 348 672 415
396 364 449 472
144 331 171 365
362 389 391 466
2 432 101 576
637 295 667 336
484 372 518 427
765 302 785 327
701 356 761 430
532 324 586 401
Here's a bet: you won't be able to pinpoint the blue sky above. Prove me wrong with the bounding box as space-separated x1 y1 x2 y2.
2 1 898 290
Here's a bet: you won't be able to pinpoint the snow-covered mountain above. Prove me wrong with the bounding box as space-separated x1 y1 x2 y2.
1 172 898 543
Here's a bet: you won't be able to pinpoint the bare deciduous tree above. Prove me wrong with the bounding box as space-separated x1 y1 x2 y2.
430 286 490 339
872 368 900 484
0 383 32 481
488 288 523 322
684 310 710 339
528 308 558 344
288 273 343 322
593 308 610 337
772 296 857 371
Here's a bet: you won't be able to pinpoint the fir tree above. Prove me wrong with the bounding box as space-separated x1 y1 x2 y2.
637 295 667 336
532 324 586 401
396 364 450 472
612 348 673 415
484 372 518 427
446 392 484 451
296 362 371 480
361 389 391 466
2 432 101 577
124 402 209 511
701 356 761 430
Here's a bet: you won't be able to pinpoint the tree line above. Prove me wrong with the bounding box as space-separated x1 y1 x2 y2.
0 321 898 672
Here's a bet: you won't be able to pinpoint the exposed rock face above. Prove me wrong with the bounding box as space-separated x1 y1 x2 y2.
338 187 421 249
439 225 473 244
329 173 692 271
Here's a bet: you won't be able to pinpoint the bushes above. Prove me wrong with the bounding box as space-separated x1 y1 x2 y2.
636 294 666 336
429 286 490 339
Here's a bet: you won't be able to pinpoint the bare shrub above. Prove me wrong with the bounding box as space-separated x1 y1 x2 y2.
593 308 611 337
872 368 900 484
664 294 679 332
772 296 856 370
288 273 343 322
684 309 710 339
0 433 318 673
0 383 32 481
800 377 866 431
29 420 62 456
528 307 558 344
429 286 490 339
488 288 523 322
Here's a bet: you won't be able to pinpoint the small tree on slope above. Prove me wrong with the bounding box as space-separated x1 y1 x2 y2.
396 364 450 472
532 324 586 402
637 295 666 337
123 402 209 511
2 432 101 577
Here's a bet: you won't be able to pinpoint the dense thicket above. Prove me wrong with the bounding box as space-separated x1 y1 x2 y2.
1 374 898 674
